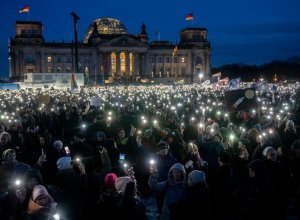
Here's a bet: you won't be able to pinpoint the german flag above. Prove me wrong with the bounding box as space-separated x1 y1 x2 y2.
212 72 221 77
185 13 194 21
19 5 29 13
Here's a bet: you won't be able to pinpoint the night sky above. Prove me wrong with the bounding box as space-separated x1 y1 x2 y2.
1 0 300 77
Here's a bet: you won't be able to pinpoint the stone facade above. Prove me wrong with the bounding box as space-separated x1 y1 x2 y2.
9 18 211 84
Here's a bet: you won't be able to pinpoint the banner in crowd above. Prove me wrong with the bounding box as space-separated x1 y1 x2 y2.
224 88 257 112
251 80 269 93
228 77 241 90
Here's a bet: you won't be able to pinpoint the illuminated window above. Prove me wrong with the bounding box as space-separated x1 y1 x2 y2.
84 66 89 74
151 67 155 78
130 52 133 76
158 67 162 77
167 68 170 77
120 52 126 75
47 56 52 63
111 52 116 76
181 57 185 63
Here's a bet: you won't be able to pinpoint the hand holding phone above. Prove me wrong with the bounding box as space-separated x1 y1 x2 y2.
65 146 71 156
119 154 125 161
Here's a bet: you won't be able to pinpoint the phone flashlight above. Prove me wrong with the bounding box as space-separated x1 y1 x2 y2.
149 159 155 165
15 179 22 186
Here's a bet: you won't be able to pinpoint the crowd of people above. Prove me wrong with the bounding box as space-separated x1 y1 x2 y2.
0 83 300 220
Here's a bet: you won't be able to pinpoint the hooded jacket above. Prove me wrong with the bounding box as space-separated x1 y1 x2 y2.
148 163 187 220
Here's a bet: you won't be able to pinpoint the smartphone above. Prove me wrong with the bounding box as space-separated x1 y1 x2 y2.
119 154 125 160
65 146 71 155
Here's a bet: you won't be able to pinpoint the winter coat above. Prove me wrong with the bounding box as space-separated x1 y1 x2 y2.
148 163 187 220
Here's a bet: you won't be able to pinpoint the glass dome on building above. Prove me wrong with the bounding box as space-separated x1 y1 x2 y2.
83 17 128 43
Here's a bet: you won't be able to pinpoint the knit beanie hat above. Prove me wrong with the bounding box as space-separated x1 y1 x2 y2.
104 173 118 189
157 141 169 151
262 146 274 156
96 131 106 138
115 176 131 195
239 138 250 148
286 120 294 128
56 157 72 171
2 149 15 160
188 170 206 186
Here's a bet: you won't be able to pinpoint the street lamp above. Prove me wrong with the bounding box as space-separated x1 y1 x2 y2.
198 73 203 84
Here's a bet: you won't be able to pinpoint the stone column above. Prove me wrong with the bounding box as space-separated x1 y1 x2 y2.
140 53 146 77
134 51 139 77
116 52 121 77
107 53 112 80
125 51 130 76
187 51 193 83
19 51 24 79
145 53 150 79
162 55 166 78
96 52 102 83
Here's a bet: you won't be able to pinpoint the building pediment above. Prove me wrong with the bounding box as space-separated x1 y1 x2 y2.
99 35 147 47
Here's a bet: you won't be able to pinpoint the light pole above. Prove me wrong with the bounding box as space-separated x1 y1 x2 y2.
71 12 80 73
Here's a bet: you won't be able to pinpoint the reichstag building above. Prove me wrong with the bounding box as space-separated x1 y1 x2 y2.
9 17 211 83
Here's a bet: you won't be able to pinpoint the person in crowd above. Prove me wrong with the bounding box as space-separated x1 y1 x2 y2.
245 159 275 220
148 163 187 220
186 170 209 220
69 133 93 160
184 143 208 174
96 172 121 219
262 146 288 220
25 184 57 220
116 171 148 220
210 151 235 220
280 120 298 149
